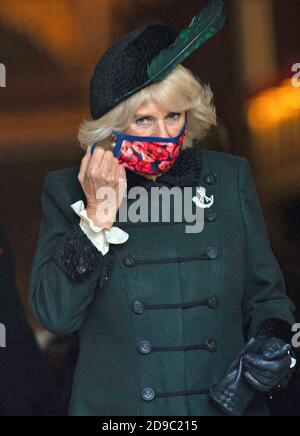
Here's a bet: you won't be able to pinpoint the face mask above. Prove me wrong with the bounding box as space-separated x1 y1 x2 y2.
109 114 188 175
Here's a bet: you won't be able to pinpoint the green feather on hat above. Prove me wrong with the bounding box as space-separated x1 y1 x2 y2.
147 0 226 82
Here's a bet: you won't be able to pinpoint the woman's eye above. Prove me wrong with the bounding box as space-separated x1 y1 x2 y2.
136 117 149 124
135 113 181 125
168 113 180 120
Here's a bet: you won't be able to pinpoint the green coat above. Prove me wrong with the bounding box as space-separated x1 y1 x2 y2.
29 147 295 416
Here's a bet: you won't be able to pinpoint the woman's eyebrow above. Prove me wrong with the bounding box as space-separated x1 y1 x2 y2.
135 112 177 118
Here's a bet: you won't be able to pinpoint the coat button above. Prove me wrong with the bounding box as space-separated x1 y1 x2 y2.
138 340 152 354
76 265 87 275
141 388 156 402
204 172 217 185
205 210 217 222
133 301 144 314
123 254 136 267
206 246 218 260
207 295 220 309
206 339 218 353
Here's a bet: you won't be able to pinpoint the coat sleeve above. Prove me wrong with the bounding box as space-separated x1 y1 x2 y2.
28 172 114 335
238 158 296 339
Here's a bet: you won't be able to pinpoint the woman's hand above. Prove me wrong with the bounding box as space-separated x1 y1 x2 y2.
210 336 295 416
243 338 293 392
78 146 127 229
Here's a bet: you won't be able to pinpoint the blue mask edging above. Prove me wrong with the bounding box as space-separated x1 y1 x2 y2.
91 113 187 156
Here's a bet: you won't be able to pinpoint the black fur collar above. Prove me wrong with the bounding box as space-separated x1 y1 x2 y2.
125 147 203 190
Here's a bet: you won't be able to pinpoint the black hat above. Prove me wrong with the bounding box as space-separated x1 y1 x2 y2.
90 0 225 120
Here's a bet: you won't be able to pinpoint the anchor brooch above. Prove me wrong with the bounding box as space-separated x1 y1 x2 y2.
192 186 214 209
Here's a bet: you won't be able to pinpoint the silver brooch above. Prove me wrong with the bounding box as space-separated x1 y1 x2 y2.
192 186 214 209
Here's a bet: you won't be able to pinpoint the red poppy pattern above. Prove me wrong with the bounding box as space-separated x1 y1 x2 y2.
116 129 187 175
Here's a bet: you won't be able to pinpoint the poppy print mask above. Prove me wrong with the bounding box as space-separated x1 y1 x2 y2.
109 114 188 175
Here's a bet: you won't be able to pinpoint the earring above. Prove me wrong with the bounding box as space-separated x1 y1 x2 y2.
111 132 117 148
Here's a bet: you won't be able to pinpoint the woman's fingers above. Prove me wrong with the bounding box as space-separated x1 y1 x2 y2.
243 354 291 373
86 147 105 179
245 367 279 380
244 372 273 393
260 341 291 360
118 162 127 180
99 150 115 180
116 164 127 202
78 146 92 183
243 352 292 392
245 367 282 385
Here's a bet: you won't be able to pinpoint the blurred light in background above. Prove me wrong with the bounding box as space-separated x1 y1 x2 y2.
247 79 300 129
247 78 300 171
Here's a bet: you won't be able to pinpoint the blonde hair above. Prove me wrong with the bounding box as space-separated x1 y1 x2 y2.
78 64 217 151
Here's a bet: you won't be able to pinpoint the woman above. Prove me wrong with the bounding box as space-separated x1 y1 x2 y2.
29 1 296 416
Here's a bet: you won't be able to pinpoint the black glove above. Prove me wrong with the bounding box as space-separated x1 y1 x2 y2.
209 338 258 416
243 337 294 392
210 337 296 416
